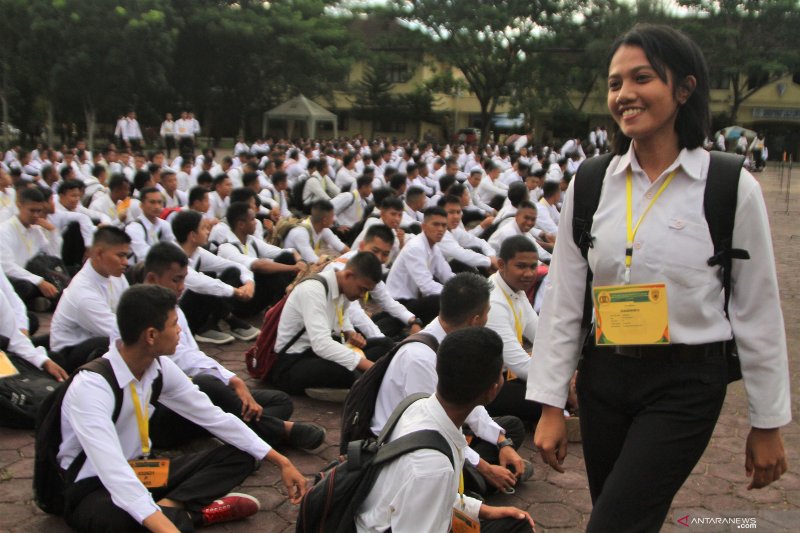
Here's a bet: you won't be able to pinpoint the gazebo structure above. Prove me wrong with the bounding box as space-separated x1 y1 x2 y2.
262 94 338 139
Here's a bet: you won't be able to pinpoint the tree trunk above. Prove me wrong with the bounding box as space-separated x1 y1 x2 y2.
1 63 9 150
729 74 741 124
479 98 491 145
46 100 54 147
84 104 96 153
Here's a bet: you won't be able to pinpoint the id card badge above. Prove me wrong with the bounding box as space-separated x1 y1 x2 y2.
128 458 170 488
593 283 670 346
452 507 480 533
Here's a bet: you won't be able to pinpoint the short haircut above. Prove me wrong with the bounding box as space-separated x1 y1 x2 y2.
405 186 426 202
196 172 213 187
441 194 462 207
139 187 161 202
171 210 203 243
58 179 84 194
423 206 447 221
92 226 131 248
117 285 177 345
144 242 189 276
343 153 355 167
389 173 407 190
438 174 456 193
108 174 128 191
133 170 151 191
18 187 45 203
213 174 230 188
499 234 537 262
226 201 252 229
542 181 560 199
310 199 334 220
92 165 106 178
59 166 73 179
356 176 373 189
380 196 404 212
345 251 382 284
517 199 537 212
448 183 465 198
437 327 504 405
440 272 491 325
229 187 255 204
242 172 259 188
271 171 288 185
188 186 207 205
363 224 395 245
371 187 392 208
507 182 529 207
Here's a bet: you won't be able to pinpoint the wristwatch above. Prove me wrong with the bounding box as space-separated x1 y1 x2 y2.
497 438 514 450
410 317 424 327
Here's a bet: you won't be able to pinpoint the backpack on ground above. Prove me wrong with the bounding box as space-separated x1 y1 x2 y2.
33 357 163 515
25 254 72 294
290 173 311 213
571 152 748 382
245 275 328 380
0 350 59 429
339 332 438 454
296 392 453 533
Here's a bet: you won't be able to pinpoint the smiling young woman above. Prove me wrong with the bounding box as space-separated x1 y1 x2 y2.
526 24 790 533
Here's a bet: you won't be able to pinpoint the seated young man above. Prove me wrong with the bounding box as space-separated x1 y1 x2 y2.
282 200 349 263
488 200 551 263
57 284 307 532
438 195 499 275
269 252 385 395
399 184 425 234
125 186 177 263
325 225 422 340
217 202 302 317
357 327 535 533
485 235 542 423
351 196 405 265
50 227 131 372
0 187 63 312
171 210 259 344
207 173 232 219
302 158 340 207
142 242 326 452
89 173 132 226
535 180 561 235
372 273 528 497
51 179 101 268
331 175 372 239
386 207 454 326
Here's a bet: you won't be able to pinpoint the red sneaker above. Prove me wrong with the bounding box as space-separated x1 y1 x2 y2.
200 493 260 525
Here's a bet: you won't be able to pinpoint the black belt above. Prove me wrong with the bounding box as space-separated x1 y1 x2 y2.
592 341 725 362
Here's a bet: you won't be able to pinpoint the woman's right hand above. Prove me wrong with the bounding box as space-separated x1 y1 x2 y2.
534 405 568 473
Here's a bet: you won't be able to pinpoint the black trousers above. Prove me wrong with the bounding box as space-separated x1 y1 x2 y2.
163 135 175 158
578 344 727 533
486 378 542 426
464 415 526 496
371 311 407 339
269 338 392 395
179 267 240 334
150 374 293 449
231 252 296 318
10 277 43 308
397 295 440 327
57 336 110 373
64 444 257 533
461 210 485 226
179 137 194 156
481 516 534 533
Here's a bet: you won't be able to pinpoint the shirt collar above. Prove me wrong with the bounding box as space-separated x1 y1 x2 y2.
422 317 447 342
490 272 521 300
105 340 161 389
610 145 703 181
423 394 469 447
84 259 111 285
320 268 341 302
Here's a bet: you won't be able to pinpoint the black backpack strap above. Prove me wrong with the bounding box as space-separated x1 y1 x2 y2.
377 392 430 445
705 152 750 316
571 154 614 328
374 429 454 468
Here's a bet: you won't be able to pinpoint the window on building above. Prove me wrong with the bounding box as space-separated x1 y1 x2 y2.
385 63 411 84
710 72 730 90
377 119 406 133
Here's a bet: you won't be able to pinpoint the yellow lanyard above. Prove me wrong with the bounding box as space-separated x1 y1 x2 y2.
336 300 345 342
624 168 676 283
304 220 321 253
243 239 250 256
13 217 33 255
363 292 369 307
129 383 151 457
500 288 523 343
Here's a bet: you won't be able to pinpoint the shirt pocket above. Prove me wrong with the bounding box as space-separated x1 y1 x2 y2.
655 218 714 289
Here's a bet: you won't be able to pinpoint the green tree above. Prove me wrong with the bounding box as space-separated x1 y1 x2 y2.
25 0 176 149
393 0 591 142
0 0 31 147
679 0 800 123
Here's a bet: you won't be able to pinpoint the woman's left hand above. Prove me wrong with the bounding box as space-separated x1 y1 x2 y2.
745 427 788 489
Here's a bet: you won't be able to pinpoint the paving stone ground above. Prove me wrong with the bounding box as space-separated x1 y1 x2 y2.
0 165 798 532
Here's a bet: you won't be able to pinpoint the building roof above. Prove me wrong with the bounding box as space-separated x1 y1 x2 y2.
265 94 336 120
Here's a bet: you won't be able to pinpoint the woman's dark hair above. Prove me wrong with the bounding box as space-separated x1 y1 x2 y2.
608 24 710 154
